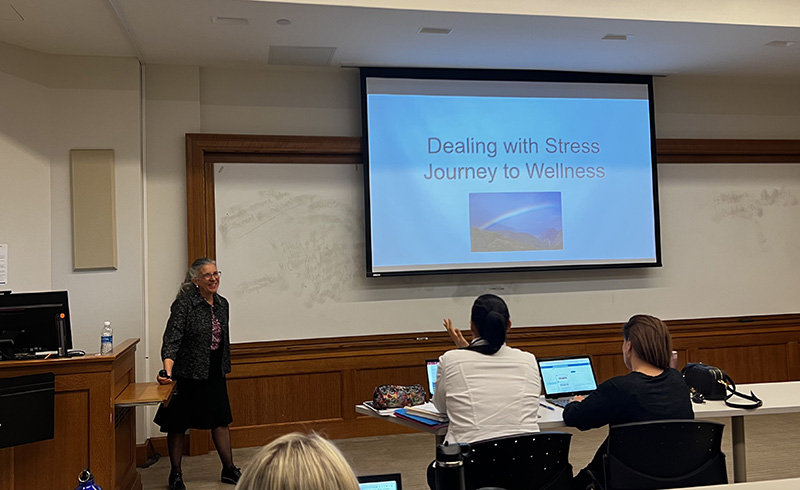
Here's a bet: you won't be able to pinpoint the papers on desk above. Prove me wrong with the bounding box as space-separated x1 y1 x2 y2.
394 408 448 429
403 401 448 422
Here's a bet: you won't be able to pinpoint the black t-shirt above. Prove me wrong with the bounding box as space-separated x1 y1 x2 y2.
563 368 694 479
563 368 694 430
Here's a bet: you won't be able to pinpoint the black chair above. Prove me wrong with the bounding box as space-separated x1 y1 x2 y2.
599 419 727 490
462 431 573 490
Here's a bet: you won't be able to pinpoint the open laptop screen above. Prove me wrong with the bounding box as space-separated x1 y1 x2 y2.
426 359 439 398
358 473 403 490
538 356 598 398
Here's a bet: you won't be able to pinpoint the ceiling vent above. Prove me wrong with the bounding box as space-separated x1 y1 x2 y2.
0 3 23 21
211 16 248 26
268 46 336 66
602 34 632 41
419 27 452 35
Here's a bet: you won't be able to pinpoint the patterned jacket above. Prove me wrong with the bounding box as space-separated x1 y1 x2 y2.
161 287 231 379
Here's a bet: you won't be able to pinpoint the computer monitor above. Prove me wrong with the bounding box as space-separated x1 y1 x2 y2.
0 291 73 356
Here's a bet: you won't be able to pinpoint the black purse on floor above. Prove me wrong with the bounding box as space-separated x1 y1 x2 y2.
681 362 762 409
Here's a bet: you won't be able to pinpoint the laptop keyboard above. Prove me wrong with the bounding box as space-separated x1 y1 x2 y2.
548 398 573 408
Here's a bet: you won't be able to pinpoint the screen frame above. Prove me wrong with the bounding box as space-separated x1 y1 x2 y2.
538 355 599 398
360 66 661 277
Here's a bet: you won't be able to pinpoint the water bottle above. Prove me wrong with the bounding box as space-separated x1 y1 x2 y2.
435 442 468 490
100 322 113 355
75 468 102 490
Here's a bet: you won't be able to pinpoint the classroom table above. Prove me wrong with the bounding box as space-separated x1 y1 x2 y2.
680 477 800 490
690 381 800 483
356 381 800 484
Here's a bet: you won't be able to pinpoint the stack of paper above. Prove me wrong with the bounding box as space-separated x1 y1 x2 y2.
394 408 448 428
403 402 448 422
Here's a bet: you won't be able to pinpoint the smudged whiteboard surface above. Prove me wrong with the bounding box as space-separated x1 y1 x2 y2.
215 162 800 343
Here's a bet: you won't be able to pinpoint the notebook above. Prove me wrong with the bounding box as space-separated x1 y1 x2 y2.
358 473 403 490
425 358 439 398
538 355 598 408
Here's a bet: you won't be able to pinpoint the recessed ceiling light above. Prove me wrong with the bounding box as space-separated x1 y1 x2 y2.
602 34 633 41
765 40 797 47
211 16 248 26
276 18 291 26
419 27 452 35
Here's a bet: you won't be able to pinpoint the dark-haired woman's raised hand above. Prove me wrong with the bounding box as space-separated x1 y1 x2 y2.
443 318 469 348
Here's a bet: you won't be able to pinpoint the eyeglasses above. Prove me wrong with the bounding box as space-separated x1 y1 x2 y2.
201 271 222 280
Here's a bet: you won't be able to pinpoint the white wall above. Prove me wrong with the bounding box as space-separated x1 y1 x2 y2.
0 41 146 438
654 76 800 138
0 43 51 291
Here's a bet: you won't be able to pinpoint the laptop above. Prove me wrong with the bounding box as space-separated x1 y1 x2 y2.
425 358 439 399
358 472 403 490
538 355 598 408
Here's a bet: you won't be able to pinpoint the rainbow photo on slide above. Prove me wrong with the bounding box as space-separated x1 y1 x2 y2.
469 192 563 252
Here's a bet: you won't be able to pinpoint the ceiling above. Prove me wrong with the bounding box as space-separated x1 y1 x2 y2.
0 0 798 79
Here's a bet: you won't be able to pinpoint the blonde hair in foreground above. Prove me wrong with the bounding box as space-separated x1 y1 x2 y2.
235 432 360 490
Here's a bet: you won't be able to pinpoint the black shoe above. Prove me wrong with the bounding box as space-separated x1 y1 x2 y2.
168 471 186 490
221 465 242 485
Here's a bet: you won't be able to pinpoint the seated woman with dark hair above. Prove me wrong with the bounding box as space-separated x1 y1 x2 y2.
426 294 541 488
563 314 693 490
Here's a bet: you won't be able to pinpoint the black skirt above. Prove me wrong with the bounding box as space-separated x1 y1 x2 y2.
154 349 233 433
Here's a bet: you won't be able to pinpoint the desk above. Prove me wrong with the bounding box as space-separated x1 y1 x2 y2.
356 381 800 484
691 381 800 483
355 403 564 446
682 477 800 490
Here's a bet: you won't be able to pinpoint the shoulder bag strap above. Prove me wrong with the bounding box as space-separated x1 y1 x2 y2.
724 373 762 409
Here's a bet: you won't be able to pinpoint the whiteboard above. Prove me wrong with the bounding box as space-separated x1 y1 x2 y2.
215 162 800 343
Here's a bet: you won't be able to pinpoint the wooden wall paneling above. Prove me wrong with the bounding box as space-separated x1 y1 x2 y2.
116 408 137 490
354 365 430 403
697 344 790 384
229 371 343 426
189 429 210 456
10 387 89 489
656 139 800 163
674 349 688 370
341 368 358 425
0 449 11 489
182 135 800 450
788 341 800 379
141 313 800 454
88 370 117 488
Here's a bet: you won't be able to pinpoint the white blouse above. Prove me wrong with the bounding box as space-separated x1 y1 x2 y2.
432 344 541 444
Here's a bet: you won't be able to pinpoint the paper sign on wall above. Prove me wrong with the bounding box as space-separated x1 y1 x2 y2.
0 244 7 285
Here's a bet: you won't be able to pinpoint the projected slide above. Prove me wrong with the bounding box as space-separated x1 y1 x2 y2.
363 72 659 275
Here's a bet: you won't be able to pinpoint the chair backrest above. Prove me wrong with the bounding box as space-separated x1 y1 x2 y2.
604 419 727 490
463 431 572 490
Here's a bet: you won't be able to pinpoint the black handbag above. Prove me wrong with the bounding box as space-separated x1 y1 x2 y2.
681 362 762 409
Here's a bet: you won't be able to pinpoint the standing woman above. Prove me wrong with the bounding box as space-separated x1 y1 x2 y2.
155 258 241 490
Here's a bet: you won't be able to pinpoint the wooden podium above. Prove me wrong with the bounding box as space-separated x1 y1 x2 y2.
0 338 169 490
